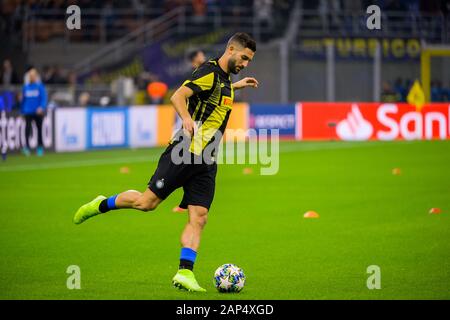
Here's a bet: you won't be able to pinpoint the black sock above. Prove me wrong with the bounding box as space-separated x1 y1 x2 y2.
99 195 119 213
99 199 110 213
179 259 194 271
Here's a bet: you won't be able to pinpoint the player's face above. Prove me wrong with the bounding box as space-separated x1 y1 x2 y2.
29 69 38 83
228 47 255 74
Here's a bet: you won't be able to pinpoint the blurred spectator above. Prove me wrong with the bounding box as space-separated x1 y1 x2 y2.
253 0 274 42
1 59 20 86
41 64 67 84
431 80 447 102
147 80 168 104
102 0 116 41
53 65 68 84
24 65 40 84
393 78 407 102
42 65 55 83
273 0 291 33
404 79 413 93
78 92 91 107
21 68 47 156
381 81 401 102
444 84 450 101
188 49 206 69
111 76 135 105
192 0 207 23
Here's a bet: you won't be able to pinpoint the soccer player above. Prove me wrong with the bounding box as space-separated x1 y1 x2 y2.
172 49 208 213
21 68 47 156
73 32 258 292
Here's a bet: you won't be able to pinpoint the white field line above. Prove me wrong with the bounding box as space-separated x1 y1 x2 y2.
0 141 411 173
0 155 161 172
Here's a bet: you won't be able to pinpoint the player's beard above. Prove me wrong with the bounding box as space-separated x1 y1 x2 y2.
228 57 241 74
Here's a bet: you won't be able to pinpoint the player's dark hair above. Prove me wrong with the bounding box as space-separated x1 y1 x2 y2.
227 33 256 52
188 50 203 62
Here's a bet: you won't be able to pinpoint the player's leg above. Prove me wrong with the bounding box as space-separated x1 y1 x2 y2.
73 188 162 224
172 163 216 292
73 143 184 224
34 114 44 156
180 205 208 252
106 188 162 212
172 205 208 292
22 115 32 156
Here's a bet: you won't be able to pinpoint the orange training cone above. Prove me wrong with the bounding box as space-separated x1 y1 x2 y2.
392 168 401 175
429 208 442 214
173 206 187 213
120 166 130 174
304 211 319 218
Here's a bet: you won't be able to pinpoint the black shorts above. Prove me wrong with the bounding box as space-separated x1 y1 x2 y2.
148 142 217 210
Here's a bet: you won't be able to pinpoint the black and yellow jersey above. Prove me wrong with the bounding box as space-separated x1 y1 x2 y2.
175 58 234 155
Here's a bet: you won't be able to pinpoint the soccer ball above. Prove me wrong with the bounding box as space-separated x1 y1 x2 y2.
213 263 246 293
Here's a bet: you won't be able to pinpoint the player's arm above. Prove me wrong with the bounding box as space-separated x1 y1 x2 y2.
172 66 215 136
170 86 196 137
37 83 47 115
232 77 259 90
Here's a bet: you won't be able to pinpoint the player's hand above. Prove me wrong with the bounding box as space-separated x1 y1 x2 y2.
36 107 44 115
232 77 259 90
182 117 197 137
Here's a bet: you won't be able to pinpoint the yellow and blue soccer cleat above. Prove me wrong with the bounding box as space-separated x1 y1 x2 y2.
73 195 106 224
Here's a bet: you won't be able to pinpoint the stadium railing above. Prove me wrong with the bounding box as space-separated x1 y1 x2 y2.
298 9 450 44
22 4 282 47
0 84 114 110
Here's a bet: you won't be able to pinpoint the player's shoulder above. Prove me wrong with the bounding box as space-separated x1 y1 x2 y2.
192 59 219 77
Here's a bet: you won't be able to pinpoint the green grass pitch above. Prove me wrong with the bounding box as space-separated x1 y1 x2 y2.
0 140 449 299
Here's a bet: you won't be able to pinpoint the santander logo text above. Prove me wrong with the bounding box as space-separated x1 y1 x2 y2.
299 102 450 141
336 105 373 140
376 103 450 140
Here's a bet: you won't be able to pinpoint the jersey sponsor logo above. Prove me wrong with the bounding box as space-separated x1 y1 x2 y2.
221 96 233 108
24 90 40 98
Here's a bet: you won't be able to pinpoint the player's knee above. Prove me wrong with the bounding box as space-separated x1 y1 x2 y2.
191 207 208 227
198 215 208 227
